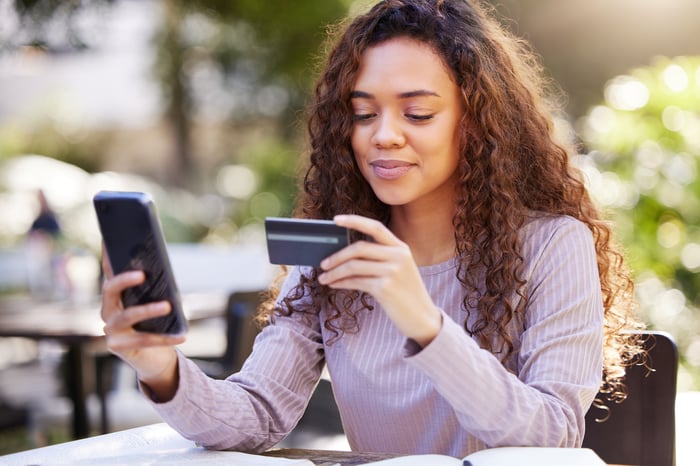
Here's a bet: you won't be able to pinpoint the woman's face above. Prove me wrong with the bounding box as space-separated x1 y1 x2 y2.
350 37 464 210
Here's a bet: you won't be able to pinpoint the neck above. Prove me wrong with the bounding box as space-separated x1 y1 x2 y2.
389 203 456 266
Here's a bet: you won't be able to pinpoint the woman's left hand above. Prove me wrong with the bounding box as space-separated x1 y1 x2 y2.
318 214 442 346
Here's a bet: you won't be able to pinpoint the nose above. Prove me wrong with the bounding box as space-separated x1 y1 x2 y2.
371 114 406 149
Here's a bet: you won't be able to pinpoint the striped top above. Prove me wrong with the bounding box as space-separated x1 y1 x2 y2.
148 214 604 457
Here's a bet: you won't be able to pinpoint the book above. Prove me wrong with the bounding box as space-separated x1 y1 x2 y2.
364 447 606 466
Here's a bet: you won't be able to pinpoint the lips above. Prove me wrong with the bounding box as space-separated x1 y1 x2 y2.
370 159 414 180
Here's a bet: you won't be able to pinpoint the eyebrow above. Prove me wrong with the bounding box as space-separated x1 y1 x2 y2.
350 89 441 99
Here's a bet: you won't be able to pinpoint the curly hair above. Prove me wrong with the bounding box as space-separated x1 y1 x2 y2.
259 0 645 404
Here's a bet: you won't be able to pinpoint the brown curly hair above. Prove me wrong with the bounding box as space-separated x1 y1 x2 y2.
259 0 645 404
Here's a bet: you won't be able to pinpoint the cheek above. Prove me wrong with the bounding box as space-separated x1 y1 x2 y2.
350 126 365 153
350 128 370 165
350 130 367 176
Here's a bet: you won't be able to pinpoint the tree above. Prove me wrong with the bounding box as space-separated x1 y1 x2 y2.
6 0 349 188
148 0 351 187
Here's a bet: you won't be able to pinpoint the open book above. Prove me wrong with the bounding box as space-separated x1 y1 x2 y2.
365 447 606 466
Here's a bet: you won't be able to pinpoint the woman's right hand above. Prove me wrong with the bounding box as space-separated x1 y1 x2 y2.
100 250 186 401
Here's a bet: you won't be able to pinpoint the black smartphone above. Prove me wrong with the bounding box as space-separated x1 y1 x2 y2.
93 191 187 335
265 217 350 267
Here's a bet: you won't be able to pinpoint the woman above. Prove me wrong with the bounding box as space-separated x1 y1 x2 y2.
100 0 644 457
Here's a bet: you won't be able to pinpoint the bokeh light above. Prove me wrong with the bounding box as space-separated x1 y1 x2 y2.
604 75 650 111
681 243 700 272
663 63 689 93
216 164 257 200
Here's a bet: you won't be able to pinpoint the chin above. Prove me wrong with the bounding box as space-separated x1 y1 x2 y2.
366 178 419 206
373 191 413 206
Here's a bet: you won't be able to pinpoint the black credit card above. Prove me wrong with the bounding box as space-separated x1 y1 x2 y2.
265 217 350 267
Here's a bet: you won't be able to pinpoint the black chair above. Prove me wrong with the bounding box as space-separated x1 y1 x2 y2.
0 398 28 431
192 290 264 379
294 378 345 436
583 331 678 466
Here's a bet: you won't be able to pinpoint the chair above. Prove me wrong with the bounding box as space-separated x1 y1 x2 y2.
583 331 678 466
193 290 264 379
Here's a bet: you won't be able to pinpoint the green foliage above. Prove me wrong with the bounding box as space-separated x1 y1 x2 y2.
578 56 700 389
243 141 300 218
153 0 349 115
148 0 350 187
190 0 349 83
0 123 105 173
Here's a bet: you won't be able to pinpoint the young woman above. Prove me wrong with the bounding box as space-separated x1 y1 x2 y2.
100 0 644 457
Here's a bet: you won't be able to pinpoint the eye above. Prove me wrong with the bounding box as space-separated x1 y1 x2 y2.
405 113 434 122
352 113 377 122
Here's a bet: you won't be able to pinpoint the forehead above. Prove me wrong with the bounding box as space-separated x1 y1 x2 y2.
354 37 457 91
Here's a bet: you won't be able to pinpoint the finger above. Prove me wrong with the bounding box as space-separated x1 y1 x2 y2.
319 257 393 286
334 215 401 246
105 300 172 332
319 272 391 296
322 276 372 292
100 270 146 322
321 240 395 270
102 270 145 298
107 331 186 352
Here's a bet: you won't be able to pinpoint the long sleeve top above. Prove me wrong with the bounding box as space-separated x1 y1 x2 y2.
145 214 604 458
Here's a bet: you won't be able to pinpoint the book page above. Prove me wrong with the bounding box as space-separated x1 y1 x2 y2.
364 454 459 465
463 447 606 466
364 447 606 466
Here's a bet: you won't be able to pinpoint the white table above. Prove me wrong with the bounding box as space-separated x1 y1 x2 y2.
0 422 394 465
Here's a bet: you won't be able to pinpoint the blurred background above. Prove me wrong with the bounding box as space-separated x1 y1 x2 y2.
1 0 700 459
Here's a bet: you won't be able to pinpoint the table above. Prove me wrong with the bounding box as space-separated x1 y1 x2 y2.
0 292 228 439
0 422 396 465
0 422 632 465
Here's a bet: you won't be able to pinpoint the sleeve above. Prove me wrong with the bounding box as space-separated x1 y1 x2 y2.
141 267 326 452
404 217 604 448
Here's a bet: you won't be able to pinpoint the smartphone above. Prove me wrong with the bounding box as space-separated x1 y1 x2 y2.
93 191 187 335
265 217 350 267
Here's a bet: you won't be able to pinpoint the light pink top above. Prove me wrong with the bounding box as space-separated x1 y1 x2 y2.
146 214 603 457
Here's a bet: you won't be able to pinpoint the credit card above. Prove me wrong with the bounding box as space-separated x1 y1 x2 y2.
265 217 350 267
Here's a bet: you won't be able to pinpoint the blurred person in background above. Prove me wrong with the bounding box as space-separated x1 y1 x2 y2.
99 0 645 457
26 189 67 299
29 189 61 238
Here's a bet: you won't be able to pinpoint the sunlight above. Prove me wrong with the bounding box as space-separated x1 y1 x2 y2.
681 242 700 272
657 220 683 249
216 164 257 200
604 75 649 111
587 105 616 134
663 63 689 93
662 106 688 132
